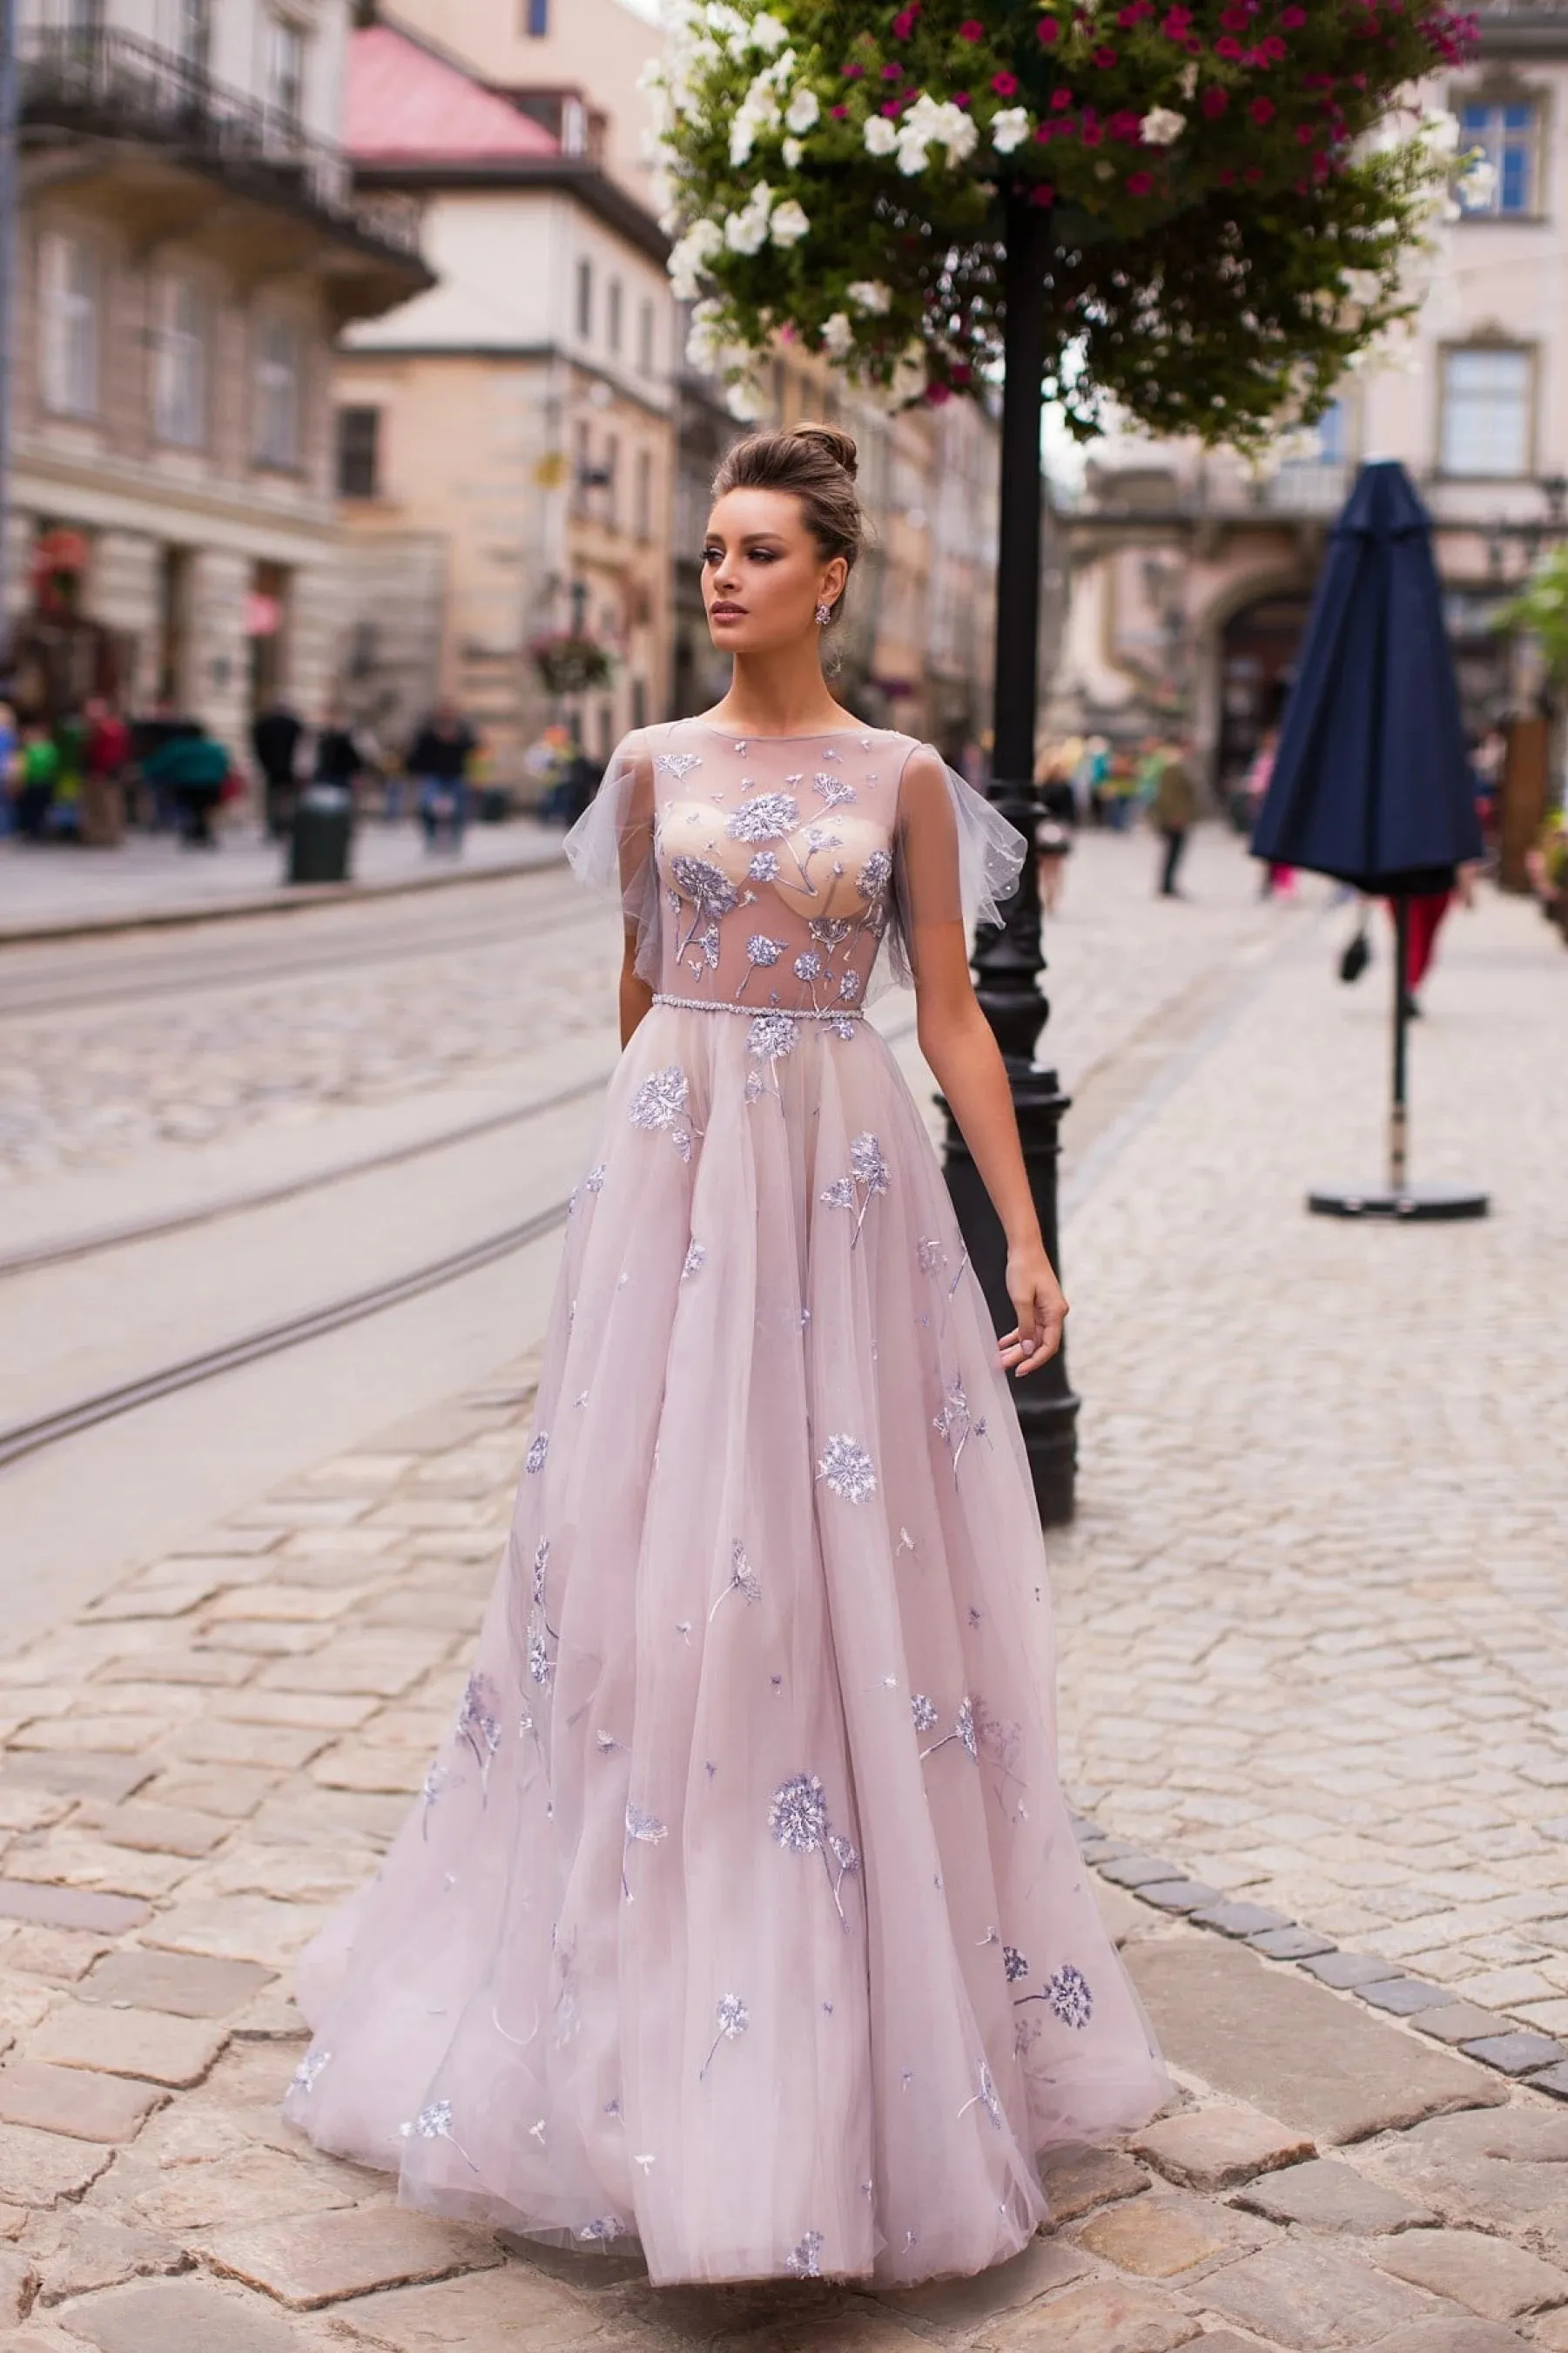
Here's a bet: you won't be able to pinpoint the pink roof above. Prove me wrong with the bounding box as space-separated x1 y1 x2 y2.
346 24 559 165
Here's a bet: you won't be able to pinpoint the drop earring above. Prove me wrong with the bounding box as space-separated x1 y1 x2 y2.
814 602 832 627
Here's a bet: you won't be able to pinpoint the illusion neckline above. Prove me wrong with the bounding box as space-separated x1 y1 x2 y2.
683 718 885 745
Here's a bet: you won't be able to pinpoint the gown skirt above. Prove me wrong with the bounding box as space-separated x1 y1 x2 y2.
284 998 1169 2288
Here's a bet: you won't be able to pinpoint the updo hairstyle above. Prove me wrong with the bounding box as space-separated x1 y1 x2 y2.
710 424 863 626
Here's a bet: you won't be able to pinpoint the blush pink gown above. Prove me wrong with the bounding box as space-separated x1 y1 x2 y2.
284 720 1168 2287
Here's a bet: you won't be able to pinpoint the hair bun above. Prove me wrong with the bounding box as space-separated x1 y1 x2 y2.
789 422 858 482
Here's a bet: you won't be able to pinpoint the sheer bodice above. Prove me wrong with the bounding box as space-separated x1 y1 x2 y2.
566 720 1026 1014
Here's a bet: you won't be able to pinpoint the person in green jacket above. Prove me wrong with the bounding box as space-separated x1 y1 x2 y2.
1151 740 1199 899
141 725 231 848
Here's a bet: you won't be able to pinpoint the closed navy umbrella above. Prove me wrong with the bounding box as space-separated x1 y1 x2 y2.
1251 458 1487 1221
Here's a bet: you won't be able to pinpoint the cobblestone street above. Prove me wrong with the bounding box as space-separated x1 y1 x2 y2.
0 836 1563 2350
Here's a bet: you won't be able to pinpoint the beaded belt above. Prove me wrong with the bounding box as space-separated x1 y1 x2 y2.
652 993 864 1021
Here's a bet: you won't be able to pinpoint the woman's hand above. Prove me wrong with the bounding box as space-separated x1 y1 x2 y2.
998 1242 1068 1378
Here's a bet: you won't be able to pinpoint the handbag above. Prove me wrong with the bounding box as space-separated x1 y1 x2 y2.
1338 913 1372 985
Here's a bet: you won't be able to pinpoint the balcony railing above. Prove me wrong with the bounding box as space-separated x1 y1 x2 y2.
19 24 422 259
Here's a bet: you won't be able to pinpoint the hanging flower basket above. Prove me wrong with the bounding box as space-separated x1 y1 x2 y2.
531 633 614 694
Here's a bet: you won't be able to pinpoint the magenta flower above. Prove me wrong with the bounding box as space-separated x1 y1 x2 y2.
1036 14 1060 41
1201 85 1228 117
1028 181 1055 206
958 17 984 39
1049 86 1073 109
1127 170 1154 195
1220 1 1249 24
1092 46 1118 67
879 97 902 115
1215 34 1242 59
881 62 903 78
1249 94 1275 124
842 61 864 77
992 70 1019 95
830 101 848 115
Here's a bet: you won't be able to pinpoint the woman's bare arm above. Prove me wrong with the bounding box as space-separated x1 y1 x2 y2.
912 920 1067 1376
620 936 654 1048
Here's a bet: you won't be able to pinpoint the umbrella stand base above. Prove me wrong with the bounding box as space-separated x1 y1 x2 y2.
1308 1181 1489 1222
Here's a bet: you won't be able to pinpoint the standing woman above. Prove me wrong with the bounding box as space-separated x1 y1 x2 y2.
286 426 1168 2286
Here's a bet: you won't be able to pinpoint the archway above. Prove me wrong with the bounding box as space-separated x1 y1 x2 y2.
1216 589 1314 811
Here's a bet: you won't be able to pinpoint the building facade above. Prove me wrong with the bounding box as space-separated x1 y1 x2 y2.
1051 2 1568 803
331 19 676 779
5 0 428 751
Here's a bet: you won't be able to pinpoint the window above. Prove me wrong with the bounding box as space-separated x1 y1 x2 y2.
253 316 301 467
524 0 548 32
1316 395 1352 465
572 420 590 515
268 15 306 123
1441 346 1532 475
608 278 622 356
152 273 206 447
39 231 98 418
605 435 620 532
175 0 209 71
336 405 380 498
638 297 654 377
636 448 652 542
1457 100 1542 217
575 257 592 340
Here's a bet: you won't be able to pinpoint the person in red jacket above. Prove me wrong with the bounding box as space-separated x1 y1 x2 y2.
83 697 131 847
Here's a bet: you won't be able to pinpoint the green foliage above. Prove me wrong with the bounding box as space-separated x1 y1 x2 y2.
657 0 1479 443
1496 546 1568 685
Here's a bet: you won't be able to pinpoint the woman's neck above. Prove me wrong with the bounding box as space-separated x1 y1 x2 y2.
703 646 853 739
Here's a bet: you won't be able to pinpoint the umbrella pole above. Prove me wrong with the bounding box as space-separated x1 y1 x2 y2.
1389 894 1410 1198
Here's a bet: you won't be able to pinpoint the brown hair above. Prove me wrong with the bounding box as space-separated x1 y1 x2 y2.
710 424 863 620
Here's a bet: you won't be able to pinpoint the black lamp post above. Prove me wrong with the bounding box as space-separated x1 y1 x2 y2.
941 189 1079 1526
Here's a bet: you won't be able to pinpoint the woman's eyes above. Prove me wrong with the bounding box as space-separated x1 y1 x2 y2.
702 546 777 565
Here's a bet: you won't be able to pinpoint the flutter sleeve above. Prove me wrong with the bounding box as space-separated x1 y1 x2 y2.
887 742 1027 987
563 731 660 985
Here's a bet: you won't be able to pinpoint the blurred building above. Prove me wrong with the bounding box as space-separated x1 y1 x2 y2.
1052 0 1568 804
330 15 675 777
3 0 428 745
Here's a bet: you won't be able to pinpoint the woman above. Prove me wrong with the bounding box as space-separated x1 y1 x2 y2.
285 426 1168 2287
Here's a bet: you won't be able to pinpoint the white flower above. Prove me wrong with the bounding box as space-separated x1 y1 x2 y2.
1178 60 1198 100
821 311 854 358
668 217 723 300
847 278 892 314
770 199 810 246
1141 106 1185 146
723 183 773 254
1420 108 1461 155
1342 268 1383 307
1458 155 1497 209
686 298 726 369
990 105 1031 155
863 115 898 158
782 135 803 167
725 375 766 419
749 9 788 51
785 84 819 134
896 93 978 175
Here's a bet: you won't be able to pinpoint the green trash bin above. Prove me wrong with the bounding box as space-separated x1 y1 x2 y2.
288 785 353 885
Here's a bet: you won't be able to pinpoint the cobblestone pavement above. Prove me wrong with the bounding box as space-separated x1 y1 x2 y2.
0 826 1266 1183
1052 879 1568 2044
0 1374 1564 2352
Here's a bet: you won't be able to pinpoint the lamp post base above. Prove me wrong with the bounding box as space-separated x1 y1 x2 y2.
1308 1183 1489 1222
943 1062 1080 1527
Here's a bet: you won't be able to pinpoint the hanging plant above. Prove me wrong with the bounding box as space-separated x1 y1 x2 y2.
530 633 615 694
655 0 1482 445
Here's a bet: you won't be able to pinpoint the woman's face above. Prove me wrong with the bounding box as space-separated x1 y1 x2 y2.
701 488 848 657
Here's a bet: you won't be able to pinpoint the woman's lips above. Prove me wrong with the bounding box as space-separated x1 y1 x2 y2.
710 603 746 618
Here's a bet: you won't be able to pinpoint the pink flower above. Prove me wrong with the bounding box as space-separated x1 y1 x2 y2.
1200 85 1228 116
891 9 915 35
1049 86 1073 109
1029 181 1056 206
950 361 972 386
831 101 849 115
1034 121 1055 141
1260 34 1286 60
1161 4 1193 30
1281 3 1305 21
1127 169 1154 194
992 70 1019 94
1092 46 1117 67
1219 1 1249 24
842 61 865 77
1249 94 1275 124
1036 14 1060 43
958 17 985 39
925 382 952 406
879 97 903 114
882 62 903 78
1295 121 1316 143
1215 34 1242 58
1079 115 1103 145
1107 107 1141 141
952 89 970 105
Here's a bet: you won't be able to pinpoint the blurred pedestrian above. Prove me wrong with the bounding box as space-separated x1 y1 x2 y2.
312 708 368 794
408 698 478 853
0 698 17 838
141 721 231 848
1033 743 1077 915
1388 864 1477 1015
51 710 88 841
1248 729 1295 898
15 725 60 839
1152 738 1198 898
252 697 304 839
82 697 130 847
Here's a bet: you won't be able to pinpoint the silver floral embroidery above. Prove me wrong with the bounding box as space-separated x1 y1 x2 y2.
839 970 863 1003
959 2061 1004 2130
689 920 721 976
405 2098 480 2169
746 934 784 968
814 772 857 806
809 916 852 950
747 1012 799 1065
727 791 800 844
683 1240 706 1278
744 1071 765 1104
622 1801 668 1901
911 1693 939 1734
576 2216 627 2243
584 1163 607 1194
818 1132 886 1248
420 1761 448 1840
1004 1945 1030 1983
630 1064 697 1161
830 1015 858 1042
709 1538 761 1621
1048 1964 1094 2028
769 1772 859 1925
290 2048 330 2095
526 1433 549 1474
457 1672 502 1785
858 848 892 900
528 1629 553 1688
654 751 703 779
749 850 780 882
699 1990 750 2080
933 1379 989 1479
920 1695 979 1763
532 1536 549 1608
784 2231 824 2279
669 852 739 915
816 1433 877 1503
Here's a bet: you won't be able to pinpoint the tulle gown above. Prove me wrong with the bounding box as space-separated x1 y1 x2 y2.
284 719 1168 2287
